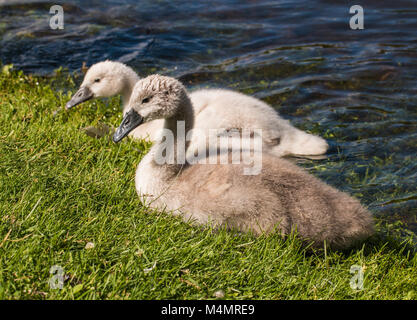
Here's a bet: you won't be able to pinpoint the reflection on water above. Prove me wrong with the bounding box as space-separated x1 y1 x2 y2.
1 0 417 235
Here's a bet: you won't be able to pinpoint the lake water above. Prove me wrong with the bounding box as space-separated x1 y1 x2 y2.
1 0 416 237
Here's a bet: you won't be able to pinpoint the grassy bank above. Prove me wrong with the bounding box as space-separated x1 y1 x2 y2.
0 66 416 300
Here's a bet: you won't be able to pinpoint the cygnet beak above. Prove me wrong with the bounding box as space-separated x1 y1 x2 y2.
65 86 93 110
113 109 143 143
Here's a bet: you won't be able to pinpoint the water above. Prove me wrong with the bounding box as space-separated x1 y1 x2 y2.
1 0 416 235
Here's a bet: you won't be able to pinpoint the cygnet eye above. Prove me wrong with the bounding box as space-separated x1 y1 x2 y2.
94 78 100 83
142 96 152 104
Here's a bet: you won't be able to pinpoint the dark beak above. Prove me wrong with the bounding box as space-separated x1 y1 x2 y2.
113 109 143 143
65 86 94 110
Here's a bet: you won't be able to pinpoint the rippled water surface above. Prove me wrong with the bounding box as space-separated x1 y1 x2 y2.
1 0 417 235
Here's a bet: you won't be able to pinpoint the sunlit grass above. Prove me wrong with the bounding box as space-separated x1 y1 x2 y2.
0 66 416 300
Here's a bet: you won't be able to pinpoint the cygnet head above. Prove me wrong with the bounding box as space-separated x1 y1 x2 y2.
65 60 139 110
113 74 187 143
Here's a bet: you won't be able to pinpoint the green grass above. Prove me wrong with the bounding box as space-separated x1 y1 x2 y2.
1 65 417 300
